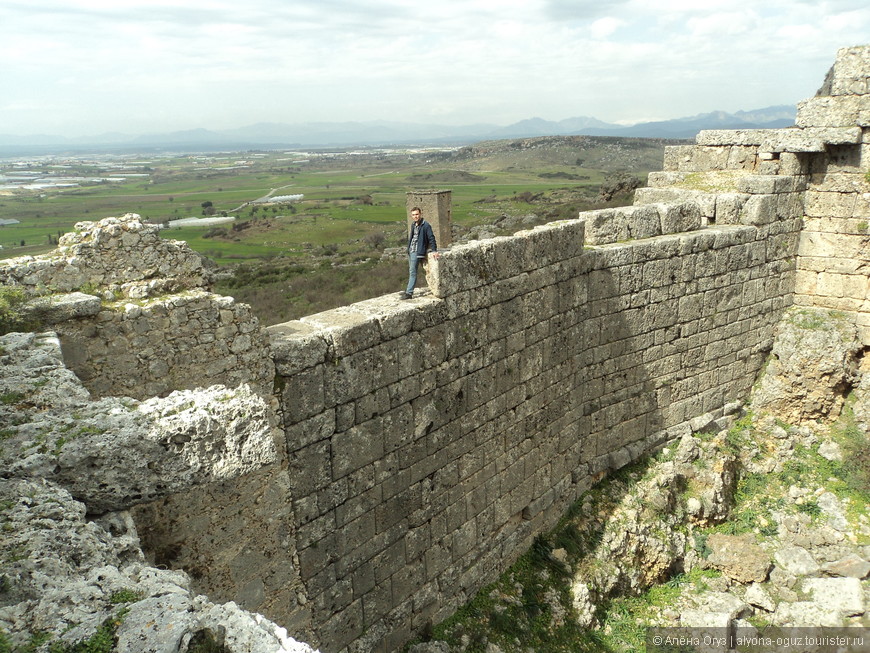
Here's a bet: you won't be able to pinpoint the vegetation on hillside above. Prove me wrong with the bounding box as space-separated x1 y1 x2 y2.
406 402 870 652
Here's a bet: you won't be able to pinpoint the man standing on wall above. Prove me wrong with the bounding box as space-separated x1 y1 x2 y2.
401 206 440 300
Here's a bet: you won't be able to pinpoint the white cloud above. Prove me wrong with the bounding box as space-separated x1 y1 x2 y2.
589 17 626 39
0 0 868 136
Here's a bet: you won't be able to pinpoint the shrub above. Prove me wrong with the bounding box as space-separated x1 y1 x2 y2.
0 286 31 335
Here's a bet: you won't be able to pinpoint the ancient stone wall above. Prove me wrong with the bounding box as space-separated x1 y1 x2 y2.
792 46 870 343
266 200 799 650
0 214 209 298
54 289 274 400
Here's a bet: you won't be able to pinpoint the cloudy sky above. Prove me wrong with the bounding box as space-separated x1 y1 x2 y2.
2 0 868 138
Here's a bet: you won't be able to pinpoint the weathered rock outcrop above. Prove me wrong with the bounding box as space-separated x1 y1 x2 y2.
752 307 864 423
0 214 209 299
569 425 740 627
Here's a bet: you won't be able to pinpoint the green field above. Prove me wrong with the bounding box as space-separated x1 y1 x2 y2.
0 136 675 322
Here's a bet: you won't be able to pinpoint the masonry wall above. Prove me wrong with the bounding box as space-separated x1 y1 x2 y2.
790 47 870 343
55 290 275 400
269 198 800 651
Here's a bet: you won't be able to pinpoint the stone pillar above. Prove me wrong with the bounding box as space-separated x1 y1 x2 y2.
406 190 452 249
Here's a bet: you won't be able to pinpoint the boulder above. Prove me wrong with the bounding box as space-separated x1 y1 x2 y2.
706 533 772 583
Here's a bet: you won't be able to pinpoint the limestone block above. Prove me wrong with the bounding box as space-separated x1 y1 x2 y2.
706 533 771 583
281 365 326 421
323 343 399 406
427 240 492 297
697 129 782 147
662 145 697 171
799 577 865 616
646 171 690 187
794 269 817 295
778 152 806 176
332 419 386 480
680 592 750 627
714 193 750 225
679 146 731 172
796 95 870 128
776 192 805 220
25 291 103 324
805 190 857 218
737 175 804 195
736 587 773 618
739 194 778 225
658 202 702 235
826 45 870 96
798 230 869 260
300 306 382 357
637 188 717 219
578 208 619 245
770 603 844 627
269 321 330 375
726 145 758 170
698 127 862 152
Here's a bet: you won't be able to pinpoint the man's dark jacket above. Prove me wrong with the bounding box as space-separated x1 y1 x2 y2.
408 220 437 256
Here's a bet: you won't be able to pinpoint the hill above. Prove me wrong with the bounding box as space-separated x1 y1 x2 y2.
0 107 794 154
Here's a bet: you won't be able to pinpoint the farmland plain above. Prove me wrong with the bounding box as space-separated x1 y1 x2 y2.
0 135 680 323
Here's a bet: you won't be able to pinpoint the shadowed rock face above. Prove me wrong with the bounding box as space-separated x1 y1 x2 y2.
0 477 318 653
0 331 317 652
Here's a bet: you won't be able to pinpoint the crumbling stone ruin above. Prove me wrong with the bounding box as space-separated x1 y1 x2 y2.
1 45 868 653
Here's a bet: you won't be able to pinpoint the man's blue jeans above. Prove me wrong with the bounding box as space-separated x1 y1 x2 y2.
406 252 421 295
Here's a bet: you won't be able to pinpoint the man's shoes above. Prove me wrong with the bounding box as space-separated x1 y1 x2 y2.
399 292 413 300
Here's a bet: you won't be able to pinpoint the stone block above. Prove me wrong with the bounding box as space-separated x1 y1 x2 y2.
658 202 702 234
427 240 492 297
332 419 386 480
662 145 696 171
300 306 382 357
284 409 335 452
739 194 778 225
318 599 364 652
827 45 870 96
706 533 771 583
269 321 329 375
350 296 418 340
323 343 399 406
805 190 858 218
33 292 102 324
714 193 749 225
621 204 663 240
795 95 870 128
280 365 325 422
646 171 690 187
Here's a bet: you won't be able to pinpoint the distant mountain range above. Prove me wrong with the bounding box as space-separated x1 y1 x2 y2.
0 106 796 155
